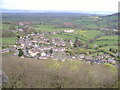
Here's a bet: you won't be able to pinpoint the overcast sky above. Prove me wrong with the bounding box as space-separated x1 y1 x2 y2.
0 0 119 12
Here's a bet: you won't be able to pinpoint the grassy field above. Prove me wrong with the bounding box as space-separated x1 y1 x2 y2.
49 30 101 42
34 25 101 40
2 56 118 88
34 25 71 32
2 37 17 45
91 35 118 50
34 25 100 42
97 36 118 40
2 24 10 31
75 30 102 39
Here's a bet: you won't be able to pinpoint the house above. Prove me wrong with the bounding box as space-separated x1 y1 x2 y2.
72 56 76 59
2 49 10 53
20 44 25 49
28 49 40 57
84 56 93 61
79 54 85 59
53 48 65 52
41 52 46 56
113 29 118 32
64 29 74 33
39 56 48 60
110 60 117 64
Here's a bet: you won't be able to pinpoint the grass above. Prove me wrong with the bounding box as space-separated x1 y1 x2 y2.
2 24 10 31
75 30 101 39
49 30 100 42
91 35 118 50
2 56 118 88
2 37 17 45
34 25 71 32
93 41 117 45
97 36 118 40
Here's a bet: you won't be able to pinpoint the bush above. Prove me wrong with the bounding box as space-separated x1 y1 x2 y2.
18 49 24 57
2 57 118 88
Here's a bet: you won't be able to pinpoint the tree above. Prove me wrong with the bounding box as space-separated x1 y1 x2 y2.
18 49 24 57
17 35 20 39
9 24 16 30
50 49 53 54
74 39 83 47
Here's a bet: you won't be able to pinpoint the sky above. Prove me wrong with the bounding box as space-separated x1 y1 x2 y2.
0 0 119 12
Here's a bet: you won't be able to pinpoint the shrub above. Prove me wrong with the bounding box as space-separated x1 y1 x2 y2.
2 57 118 88
18 49 24 57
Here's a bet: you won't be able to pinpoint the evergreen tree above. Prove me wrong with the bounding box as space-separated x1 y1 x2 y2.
18 49 24 57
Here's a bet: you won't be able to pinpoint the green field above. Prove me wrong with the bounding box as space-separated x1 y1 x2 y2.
91 35 118 50
97 36 118 40
75 30 102 39
34 25 71 32
2 24 10 30
2 37 17 45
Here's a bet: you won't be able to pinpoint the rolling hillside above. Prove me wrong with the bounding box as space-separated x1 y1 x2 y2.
2 13 118 30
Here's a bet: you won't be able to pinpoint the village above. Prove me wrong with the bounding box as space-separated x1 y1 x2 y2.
1 22 119 65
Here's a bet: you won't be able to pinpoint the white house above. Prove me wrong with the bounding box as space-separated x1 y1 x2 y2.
41 52 46 56
28 49 39 57
20 44 25 49
64 29 74 33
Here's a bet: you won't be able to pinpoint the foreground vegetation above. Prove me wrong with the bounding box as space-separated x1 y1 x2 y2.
2 56 118 88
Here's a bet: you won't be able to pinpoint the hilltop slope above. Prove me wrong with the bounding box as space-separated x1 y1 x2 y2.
3 56 118 88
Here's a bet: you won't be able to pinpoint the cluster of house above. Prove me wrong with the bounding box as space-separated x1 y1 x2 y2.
11 32 75 60
3 32 114 64
11 22 33 32
83 54 117 64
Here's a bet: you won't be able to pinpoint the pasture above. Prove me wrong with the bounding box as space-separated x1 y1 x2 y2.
2 24 10 31
2 37 17 45
75 30 102 39
92 35 118 50
34 25 71 32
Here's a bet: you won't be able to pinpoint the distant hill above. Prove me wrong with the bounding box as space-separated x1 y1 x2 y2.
99 13 118 29
106 13 119 17
2 12 118 30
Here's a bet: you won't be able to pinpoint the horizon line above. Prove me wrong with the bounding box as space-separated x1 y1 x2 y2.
2 9 118 15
